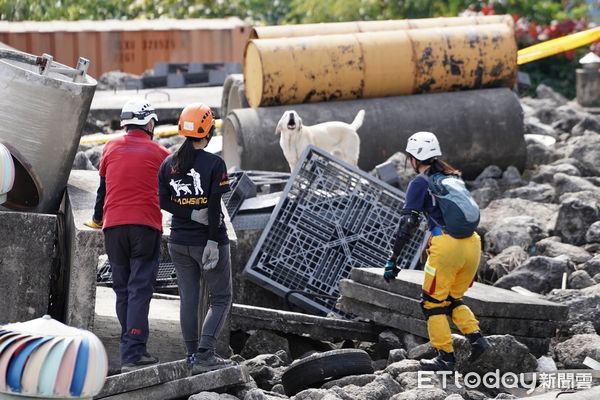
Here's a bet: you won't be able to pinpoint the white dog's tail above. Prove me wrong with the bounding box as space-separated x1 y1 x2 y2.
350 109 365 130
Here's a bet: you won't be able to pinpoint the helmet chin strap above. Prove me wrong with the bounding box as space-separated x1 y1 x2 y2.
142 127 154 139
204 126 215 145
141 120 155 139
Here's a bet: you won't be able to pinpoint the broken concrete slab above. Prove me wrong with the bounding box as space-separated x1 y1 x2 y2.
338 296 429 337
350 268 568 321
96 360 190 398
89 87 223 127
0 210 57 324
339 280 558 338
64 172 104 329
97 365 249 400
337 297 551 356
339 280 423 319
231 304 382 342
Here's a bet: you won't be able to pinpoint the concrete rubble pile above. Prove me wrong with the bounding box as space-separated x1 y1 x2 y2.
337 268 568 357
174 89 600 399
65 83 600 399
3 37 600 399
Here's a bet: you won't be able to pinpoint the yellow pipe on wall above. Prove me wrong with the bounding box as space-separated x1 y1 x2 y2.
250 15 514 39
244 24 517 107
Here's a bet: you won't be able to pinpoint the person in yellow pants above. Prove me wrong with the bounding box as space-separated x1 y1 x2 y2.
383 131 491 371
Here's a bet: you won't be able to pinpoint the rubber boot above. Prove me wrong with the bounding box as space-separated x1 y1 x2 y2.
420 350 456 371
466 331 492 363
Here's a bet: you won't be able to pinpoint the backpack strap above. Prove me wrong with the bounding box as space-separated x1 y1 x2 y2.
418 173 445 231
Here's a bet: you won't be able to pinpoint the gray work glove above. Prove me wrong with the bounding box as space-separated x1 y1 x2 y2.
202 240 219 271
191 209 209 225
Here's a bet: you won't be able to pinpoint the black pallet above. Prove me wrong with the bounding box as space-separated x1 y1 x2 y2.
243 146 429 317
223 172 257 219
97 261 177 290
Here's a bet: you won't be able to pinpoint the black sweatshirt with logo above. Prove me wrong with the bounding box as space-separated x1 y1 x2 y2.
158 149 230 246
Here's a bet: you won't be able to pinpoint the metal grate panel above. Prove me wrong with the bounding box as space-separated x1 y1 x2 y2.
243 146 429 316
97 261 178 289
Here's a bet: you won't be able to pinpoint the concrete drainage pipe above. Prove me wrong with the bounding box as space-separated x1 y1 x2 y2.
222 88 525 180
0 49 97 214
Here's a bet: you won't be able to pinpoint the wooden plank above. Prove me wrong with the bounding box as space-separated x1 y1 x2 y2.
350 268 568 321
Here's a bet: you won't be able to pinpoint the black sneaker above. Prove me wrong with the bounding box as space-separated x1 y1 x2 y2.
121 353 159 373
467 332 492 363
186 353 195 365
191 349 236 375
420 350 456 372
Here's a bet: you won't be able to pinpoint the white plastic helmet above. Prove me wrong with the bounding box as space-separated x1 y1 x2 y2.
120 99 158 128
406 131 442 161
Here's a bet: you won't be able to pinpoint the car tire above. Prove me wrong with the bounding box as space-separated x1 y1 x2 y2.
281 349 374 396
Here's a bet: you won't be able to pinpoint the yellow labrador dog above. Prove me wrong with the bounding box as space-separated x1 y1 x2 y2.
276 109 364 171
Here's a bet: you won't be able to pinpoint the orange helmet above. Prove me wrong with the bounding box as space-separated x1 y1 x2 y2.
178 103 215 139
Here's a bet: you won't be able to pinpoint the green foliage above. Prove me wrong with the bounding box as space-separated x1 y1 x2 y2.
281 0 473 23
0 0 292 23
0 0 593 98
1 0 589 24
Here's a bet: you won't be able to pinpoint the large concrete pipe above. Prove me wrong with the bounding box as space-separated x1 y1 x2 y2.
222 88 525 180
0 49 96 213
221 74 249 118
244 24 517 107
250 14 513 39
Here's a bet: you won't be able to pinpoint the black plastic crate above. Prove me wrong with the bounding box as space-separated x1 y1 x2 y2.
222 172 257 219
243 146 429 316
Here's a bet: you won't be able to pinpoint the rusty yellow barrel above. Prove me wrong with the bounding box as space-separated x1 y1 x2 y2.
244 23 517 107
250 15 514 39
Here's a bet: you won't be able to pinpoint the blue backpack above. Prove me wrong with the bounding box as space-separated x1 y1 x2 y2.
422 172 480 238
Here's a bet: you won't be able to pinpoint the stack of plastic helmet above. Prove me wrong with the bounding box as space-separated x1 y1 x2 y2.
0 315 108 400
0 143 14 205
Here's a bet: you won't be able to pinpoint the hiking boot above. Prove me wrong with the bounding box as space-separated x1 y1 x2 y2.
191 349 236 375
420 350 456 372
121 353 159 373
467 332 492 363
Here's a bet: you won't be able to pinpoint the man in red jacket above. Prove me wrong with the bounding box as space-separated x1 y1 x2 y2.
85 99 169 372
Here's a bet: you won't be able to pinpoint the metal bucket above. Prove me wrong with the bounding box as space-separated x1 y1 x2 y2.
0 50 97 213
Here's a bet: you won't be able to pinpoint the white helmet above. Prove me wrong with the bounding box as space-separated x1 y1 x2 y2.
406 131 442 161
120 99 158 128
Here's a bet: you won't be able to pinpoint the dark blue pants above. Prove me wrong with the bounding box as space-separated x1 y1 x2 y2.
104 225 160 364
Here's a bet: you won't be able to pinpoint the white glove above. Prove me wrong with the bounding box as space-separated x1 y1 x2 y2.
191 209 209 225
202 240 219 271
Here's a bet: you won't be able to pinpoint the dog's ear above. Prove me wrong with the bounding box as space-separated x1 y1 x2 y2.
275 112 287 135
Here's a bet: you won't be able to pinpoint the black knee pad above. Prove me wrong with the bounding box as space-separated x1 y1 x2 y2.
420 300 450 318
447 296 465 313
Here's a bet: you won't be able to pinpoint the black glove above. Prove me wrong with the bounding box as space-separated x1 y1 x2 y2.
383 258 400 282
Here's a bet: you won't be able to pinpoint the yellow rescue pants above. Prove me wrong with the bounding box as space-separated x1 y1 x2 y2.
421 232 481 353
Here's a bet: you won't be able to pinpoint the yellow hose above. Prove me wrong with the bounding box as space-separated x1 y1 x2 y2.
517 27 600 65
80 120 222 145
